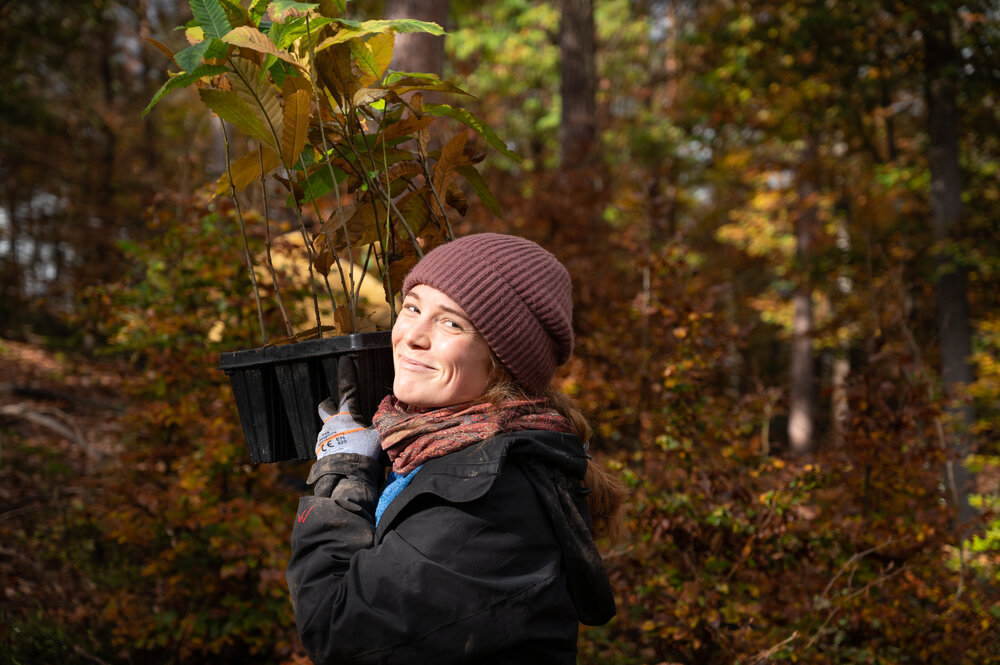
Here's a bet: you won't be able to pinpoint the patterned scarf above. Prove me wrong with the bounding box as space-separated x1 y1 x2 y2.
372 395 573 474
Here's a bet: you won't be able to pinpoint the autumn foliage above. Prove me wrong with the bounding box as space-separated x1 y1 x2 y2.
3 1 1000 665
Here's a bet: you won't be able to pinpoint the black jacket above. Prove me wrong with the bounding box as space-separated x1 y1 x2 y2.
286 430 616 664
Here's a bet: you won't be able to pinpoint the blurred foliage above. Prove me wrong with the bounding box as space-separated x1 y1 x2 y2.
2 0 1000 664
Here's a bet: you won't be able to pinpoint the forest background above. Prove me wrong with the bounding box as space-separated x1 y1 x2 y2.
2 0 999 663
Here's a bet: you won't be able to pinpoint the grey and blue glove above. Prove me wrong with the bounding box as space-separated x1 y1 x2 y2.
313 356 381 460
314 395 381 459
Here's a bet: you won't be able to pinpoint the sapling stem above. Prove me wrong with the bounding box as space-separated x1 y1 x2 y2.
219 119 268 345
284 156 323 334
304 15 356 330
225 56 300 338
417 131 455 240
257 146 295 338
297 153 339 330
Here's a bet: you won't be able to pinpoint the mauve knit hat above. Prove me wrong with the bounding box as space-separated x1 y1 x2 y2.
402 233 574 395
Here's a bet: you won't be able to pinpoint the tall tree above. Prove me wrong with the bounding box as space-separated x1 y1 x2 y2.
789 136 820 455
922 8 977 527
384 0 450 76
559 0 597 167
0 0 191 332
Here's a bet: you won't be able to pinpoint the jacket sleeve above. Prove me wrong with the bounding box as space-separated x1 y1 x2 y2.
285 457 574 665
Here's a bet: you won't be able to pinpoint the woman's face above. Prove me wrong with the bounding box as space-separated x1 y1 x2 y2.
391 284 493 408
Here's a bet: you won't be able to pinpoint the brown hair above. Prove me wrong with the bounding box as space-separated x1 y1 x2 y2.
483 363 626 544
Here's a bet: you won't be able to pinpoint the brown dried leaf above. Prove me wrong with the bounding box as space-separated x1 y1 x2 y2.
445 178 468 216
431 132 468 213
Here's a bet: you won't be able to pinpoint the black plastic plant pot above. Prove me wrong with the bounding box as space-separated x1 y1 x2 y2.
219 331 394 464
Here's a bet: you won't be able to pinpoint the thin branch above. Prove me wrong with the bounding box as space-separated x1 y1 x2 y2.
751 631 799 664
257 146 295 337
220 119 268 344
0 403 103 461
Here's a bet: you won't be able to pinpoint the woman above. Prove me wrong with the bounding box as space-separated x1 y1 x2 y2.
286 233 624 664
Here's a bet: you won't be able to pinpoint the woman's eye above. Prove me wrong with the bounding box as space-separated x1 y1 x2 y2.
404 303 419 314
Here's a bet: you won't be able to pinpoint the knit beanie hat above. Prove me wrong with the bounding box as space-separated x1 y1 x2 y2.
402 233 574 394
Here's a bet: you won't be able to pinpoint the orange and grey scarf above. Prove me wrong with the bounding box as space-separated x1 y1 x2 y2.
373 395 573 474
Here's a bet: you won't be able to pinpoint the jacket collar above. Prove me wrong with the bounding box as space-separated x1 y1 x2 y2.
374 430 585 539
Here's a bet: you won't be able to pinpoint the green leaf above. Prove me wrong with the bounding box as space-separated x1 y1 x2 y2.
295 162 347 205
249 0 270 24
218 0 250 28
175 39 213 72
350 39 380 80
198 88 273 145
317 18 443 51
455 165 502 218
382 72 473 98
270 15 334 50
189 0 232 40
226 58 284 149
143 64 228 116
423 103 521 163
334 17 444 36
269 0 319 21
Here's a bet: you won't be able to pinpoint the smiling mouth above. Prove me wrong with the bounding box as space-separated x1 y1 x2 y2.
398 354 433 371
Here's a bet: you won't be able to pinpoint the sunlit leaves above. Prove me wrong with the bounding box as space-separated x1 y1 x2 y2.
198 88 273 145
350 38 381 83
222 25 305 68
367 33 394 80
316 17 443 52
143 0 516 338
280 84 310 168
189 0 232 40
424 103 521 163
268 0 319 21
455 164 501 217
143 64 227 116
175 38 215 72
431 133 469 214
216 146 282 196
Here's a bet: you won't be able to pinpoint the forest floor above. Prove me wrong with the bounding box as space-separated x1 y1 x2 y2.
0 336 129 627
0 336 128 462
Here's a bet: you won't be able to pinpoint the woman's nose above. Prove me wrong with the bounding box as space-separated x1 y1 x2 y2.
398 316 430 348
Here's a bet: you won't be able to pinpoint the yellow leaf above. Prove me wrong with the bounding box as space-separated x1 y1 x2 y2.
185 26 205 45
215 146 281 196
280 85 310 168
367 32 394 79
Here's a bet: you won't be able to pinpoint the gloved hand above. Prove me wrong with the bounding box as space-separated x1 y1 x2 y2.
314 357 381 460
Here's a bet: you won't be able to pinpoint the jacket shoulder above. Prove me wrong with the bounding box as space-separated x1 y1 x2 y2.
375 430 580 537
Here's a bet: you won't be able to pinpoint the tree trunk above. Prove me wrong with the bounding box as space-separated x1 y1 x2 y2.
924 20 977 529
788 136 819 455
384 0 449 76
559 0 597 168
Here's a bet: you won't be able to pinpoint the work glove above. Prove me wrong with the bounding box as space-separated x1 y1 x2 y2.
314 357 381 460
